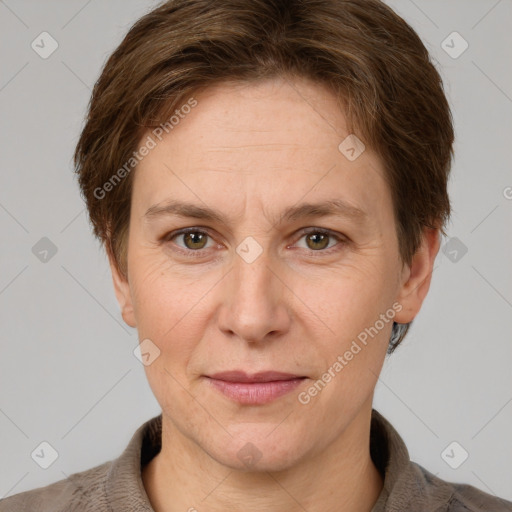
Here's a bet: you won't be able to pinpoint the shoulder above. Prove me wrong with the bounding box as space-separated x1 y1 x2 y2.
410 461 512 512
0 460 112 512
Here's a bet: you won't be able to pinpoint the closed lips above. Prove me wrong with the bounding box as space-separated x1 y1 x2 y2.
205 371 308 405
207 371 307 382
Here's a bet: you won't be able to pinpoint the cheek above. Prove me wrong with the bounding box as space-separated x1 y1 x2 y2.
129 252 190 325
133 267 207 408
296 257 394 331
299 267 394 412
128 254 218 362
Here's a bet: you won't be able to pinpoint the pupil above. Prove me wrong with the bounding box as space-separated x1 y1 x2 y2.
186 232 205 248
309 233 328 250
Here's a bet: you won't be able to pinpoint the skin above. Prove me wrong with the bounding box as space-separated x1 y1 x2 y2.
109 76 440 512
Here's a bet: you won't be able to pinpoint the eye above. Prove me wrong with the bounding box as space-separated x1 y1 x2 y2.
293 228 346 253
163 227 347 257
165 228 215 254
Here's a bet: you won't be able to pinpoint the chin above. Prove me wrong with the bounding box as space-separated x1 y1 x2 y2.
205 429 311 473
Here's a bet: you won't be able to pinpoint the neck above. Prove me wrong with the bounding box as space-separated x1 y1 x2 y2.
142 404 383 512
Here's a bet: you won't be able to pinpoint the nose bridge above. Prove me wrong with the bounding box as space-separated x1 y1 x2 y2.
219 240 288 341
234 246 273 299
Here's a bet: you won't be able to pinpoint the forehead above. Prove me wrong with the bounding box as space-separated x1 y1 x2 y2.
132 77 391 228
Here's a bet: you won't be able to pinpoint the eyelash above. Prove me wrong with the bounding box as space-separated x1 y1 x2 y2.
162 227 347 258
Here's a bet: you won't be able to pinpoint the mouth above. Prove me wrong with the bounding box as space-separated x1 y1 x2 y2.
204 371 307 405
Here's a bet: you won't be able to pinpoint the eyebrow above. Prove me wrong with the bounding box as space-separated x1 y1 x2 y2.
143 198 368 226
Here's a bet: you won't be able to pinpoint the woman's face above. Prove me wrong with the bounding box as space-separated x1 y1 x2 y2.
111 76 434 471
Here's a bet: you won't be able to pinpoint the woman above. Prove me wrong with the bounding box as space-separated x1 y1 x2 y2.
3 0 511 510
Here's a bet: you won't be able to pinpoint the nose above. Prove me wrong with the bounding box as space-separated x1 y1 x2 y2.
217 246 291 344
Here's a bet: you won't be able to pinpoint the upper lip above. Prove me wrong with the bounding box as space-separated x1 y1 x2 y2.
207 371 305 383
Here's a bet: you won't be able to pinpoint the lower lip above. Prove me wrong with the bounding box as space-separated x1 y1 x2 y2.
206 377 305 405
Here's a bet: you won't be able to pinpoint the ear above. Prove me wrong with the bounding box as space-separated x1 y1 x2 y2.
107 250 137 328
393 227 441 324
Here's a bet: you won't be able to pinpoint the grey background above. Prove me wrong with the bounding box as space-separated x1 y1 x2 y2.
1 0 511 502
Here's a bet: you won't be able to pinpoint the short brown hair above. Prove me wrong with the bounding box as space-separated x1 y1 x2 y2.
74 0 454 352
